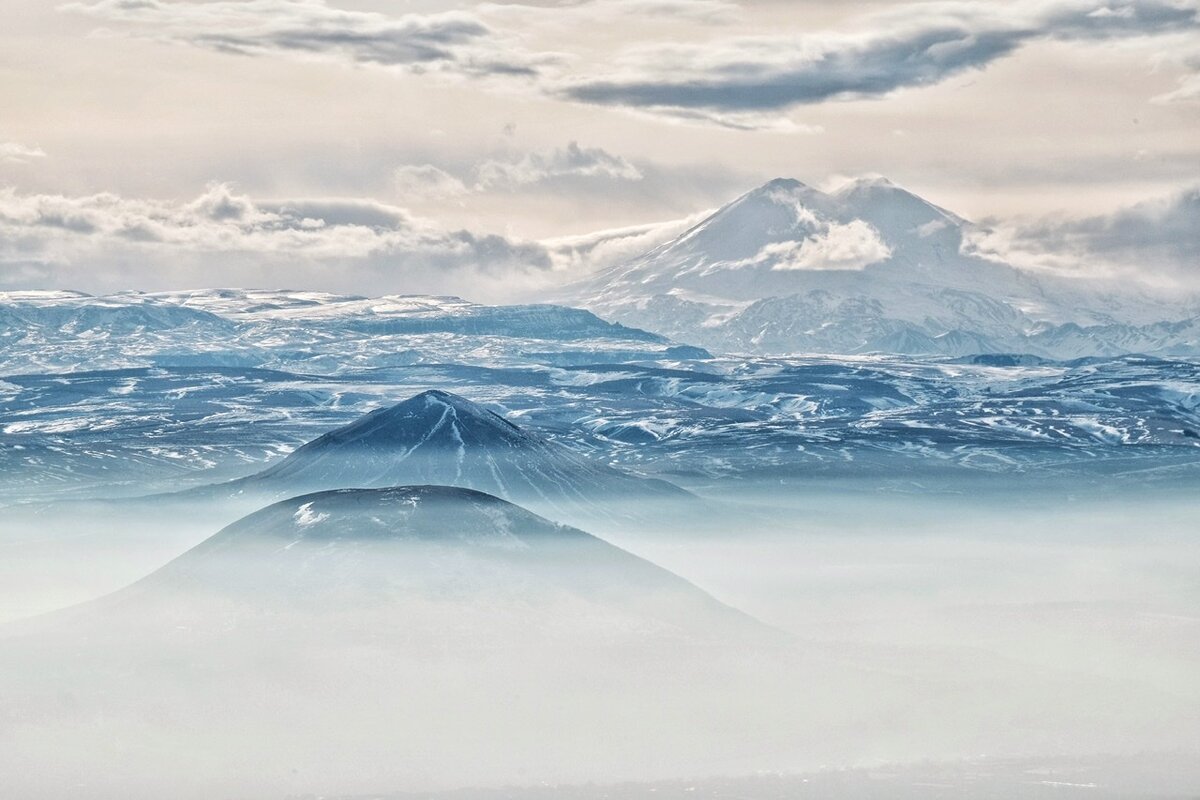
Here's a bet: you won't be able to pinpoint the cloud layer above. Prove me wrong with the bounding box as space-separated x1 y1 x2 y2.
59 0 1200 134
0 183 553 297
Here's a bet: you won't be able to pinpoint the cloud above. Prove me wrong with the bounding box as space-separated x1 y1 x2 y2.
393 165 470 200
63 0 552 79
559 0 1200 119
1156 72 1200 102
57 0 1200 133
484 0 740 26
588 0 739 23
0 183 553 299
621 106 826 132
0 142 47 164
541 212 710 273
475 141 643 189
964 186 1200 284
737 219 891 272
388 142 646 201
1151 45 1200 103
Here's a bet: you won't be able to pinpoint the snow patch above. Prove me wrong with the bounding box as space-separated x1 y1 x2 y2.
293 502 330 527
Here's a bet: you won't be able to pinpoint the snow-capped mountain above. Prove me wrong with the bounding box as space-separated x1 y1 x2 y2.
218 389 692 526
564 177 1199 358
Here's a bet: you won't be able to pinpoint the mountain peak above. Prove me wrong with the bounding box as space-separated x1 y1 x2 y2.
832 174 965 233
313 390 528 451
759 177 811 192
747 177 827 204
411 388 483 407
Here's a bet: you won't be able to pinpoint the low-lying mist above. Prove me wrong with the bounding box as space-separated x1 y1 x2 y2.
0 482 1196 799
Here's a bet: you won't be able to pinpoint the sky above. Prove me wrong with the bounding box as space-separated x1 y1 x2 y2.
0 0 1197 300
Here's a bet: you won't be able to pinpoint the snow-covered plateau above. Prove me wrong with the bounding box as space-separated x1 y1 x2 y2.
1 296 1195 503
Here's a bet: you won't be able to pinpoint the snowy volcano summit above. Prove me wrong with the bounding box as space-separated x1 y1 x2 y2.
566 177 1199 358
225 389 692 525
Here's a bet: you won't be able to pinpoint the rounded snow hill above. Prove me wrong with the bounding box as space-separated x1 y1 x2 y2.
30 485 766 646
159 486 752 632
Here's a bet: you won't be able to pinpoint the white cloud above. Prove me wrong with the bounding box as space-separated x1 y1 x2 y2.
542 211 710 273
0 142 47 164
387 142 648 205
762 220 892 272
1151 45 1200 104
393 165 470 200
1154 73 1200 103
475 141 643 189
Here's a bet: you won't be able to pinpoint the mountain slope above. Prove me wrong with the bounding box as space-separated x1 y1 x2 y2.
564 177 1198 357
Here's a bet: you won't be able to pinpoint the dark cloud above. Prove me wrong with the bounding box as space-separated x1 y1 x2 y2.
967 187 1200 283
65 0 1199 128
568 28 1022 111
64 0 549 78
561 0 1200 115
1030 188 1199 272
